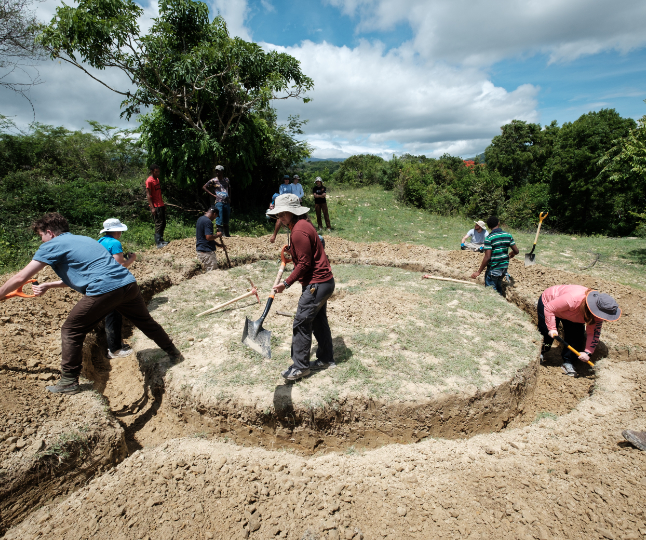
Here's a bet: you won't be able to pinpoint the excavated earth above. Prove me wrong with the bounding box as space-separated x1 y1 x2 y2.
1 233 645 540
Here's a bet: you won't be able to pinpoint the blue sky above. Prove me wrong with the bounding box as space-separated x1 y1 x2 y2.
3 0 646 159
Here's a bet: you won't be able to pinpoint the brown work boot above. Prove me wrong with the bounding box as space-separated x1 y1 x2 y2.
46 373 81 395
622 430 646 451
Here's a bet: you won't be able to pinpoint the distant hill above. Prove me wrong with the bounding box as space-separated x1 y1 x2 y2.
306 157 346 162
464 152 486 163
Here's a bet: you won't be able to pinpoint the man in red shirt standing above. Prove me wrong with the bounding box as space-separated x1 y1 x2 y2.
269 194 335 381
145 164 167 249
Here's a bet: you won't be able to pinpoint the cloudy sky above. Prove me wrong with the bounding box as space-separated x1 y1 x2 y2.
3 0 646 158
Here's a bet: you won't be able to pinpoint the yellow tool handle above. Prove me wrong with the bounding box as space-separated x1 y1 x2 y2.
532 212 548 246
564 344 594 367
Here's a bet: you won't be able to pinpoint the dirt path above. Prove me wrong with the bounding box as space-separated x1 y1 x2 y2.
1 235 645 539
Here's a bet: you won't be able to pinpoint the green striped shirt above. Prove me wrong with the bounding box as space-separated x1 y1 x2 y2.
484 228 516 271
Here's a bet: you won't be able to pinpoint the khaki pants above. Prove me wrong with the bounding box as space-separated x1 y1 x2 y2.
197 251 218 271
462 242 484 252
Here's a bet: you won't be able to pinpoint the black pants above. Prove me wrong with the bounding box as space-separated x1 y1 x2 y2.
105 310 123 352
292 278 335 370
536 295 586 364
153 206 166 238
61 282 173 376
315 203 331 229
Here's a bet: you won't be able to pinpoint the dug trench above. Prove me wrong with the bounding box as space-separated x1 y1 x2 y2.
1 235 644 538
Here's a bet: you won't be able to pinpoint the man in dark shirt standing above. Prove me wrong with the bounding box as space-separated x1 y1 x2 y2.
202 165 232 237
145 164 168 249
196 206 222 271
312 177 332 232
268 194 335 381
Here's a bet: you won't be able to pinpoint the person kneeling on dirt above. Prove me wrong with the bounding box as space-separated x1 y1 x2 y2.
537 285 621 377
461 220 488 251
0 213 181 395
470 216 518 295
196 206 222 271
99 218 137 359
268 194 335 381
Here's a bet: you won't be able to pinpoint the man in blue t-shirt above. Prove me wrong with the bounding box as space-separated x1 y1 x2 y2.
196 206 222 271
98 218 138 359
0 213 181 395
460 220 488 251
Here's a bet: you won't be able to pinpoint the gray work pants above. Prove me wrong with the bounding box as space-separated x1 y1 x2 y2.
291 278 335 370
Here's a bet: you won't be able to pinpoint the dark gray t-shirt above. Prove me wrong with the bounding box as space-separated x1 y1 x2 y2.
196 215 215 252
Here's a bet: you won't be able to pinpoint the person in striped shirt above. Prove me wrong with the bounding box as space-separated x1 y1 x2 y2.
470 216 519 295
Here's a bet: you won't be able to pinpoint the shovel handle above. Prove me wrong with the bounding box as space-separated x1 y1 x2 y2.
2 280 38 301
196 288 258 317
532 212 548 246
554 335 594 367
271 245 291 291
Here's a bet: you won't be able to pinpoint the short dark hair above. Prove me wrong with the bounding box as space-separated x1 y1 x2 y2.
208 205 219 216
486 216 500 229
32 213 70 235
150 164 160 172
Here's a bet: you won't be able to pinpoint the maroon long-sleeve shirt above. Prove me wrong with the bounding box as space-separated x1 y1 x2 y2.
285 219 333 287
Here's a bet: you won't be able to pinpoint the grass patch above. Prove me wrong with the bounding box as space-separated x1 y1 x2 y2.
534 411 558 423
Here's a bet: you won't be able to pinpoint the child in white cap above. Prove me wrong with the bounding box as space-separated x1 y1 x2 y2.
99 218 137 358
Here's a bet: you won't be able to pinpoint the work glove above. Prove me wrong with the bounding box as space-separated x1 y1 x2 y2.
460 243 465 248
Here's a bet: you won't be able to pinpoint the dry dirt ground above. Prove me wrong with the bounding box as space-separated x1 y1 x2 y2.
1 234 645 539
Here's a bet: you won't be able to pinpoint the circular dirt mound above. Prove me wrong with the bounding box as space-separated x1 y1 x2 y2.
132 262 541 452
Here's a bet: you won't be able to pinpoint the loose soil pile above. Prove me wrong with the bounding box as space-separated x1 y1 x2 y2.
1 234 645 539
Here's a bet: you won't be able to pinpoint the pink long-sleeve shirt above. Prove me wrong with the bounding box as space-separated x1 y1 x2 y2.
541 284 603 354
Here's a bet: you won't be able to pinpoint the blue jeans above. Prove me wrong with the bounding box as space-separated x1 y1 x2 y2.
484 268 505 296
215 202 230 227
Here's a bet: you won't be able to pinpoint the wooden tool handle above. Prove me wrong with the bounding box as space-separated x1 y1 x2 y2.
532 212 549 245
196 289 256 317
272 263 286 289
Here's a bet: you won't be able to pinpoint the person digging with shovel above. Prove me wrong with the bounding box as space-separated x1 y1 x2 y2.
267 194 335 381
537 285 621 377
0 213 181 395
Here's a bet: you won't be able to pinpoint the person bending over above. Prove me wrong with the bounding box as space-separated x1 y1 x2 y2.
268 194 335 381
461 220 488 251
470 216 518 295
98 218 137 358
0 213 181 395
537 285 620 377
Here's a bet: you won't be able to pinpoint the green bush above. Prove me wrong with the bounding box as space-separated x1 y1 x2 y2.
502 183 550 229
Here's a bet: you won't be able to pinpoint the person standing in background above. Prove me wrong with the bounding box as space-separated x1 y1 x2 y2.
145 164 168 249
98 218 137 359
202 165 232 237
279 174 294 195
312 177 331 232
292 174 304 201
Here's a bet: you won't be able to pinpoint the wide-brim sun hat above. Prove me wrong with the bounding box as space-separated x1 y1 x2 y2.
266 194 309 216
315 177 323 183
475 220 487 229
100 218 128 233
586 291 621 322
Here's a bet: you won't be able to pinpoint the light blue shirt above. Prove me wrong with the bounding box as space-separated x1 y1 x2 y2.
98 235 123 256
279 184 294 195
33 233 136 296
466 228 488 244
291 183 304 199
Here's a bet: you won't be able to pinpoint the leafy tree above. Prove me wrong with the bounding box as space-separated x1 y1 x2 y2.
38 0 313 187
336 154 386 185
550 109 636 234
485 119 559 187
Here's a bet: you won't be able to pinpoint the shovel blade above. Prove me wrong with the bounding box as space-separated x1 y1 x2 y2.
242 317 272 359
524 253 536 266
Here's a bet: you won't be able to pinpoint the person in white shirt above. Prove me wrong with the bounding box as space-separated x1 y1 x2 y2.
291 174 304 201
461 220 488 251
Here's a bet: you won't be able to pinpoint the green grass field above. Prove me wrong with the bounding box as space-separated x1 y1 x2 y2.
304 185 646 290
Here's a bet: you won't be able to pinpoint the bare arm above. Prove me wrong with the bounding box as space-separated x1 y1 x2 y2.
202 185 217 199
0 260 49 300
205 232 222 241
470 250 492 278
461 234 470 243
509 245 520 259
113 252 137 268
146 187 155 214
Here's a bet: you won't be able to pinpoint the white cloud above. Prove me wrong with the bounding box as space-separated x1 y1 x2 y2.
326 0 646 65
270 40 538 158
208 0 251 40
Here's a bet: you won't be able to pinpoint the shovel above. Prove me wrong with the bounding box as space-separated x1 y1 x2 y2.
553 335 594 367
242 245 291 358
1 280 38 301
525 212 548 267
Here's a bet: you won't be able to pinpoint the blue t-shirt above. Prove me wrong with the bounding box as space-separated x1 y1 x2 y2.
98 235 124 256
279 184 294 195
33 233 136 296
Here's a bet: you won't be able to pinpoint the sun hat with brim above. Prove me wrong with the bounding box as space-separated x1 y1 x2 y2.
100 218 128 234
586 291 621 322
266 194 309 216
475 220 487 229
315 177 323 183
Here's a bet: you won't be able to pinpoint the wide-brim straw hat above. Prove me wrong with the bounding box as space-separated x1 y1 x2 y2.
474 220 487 229
266 194 309 216
100 218 128 233
586 291 621 322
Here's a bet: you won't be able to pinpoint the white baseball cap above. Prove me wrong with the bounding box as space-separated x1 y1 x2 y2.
100 218 128 233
